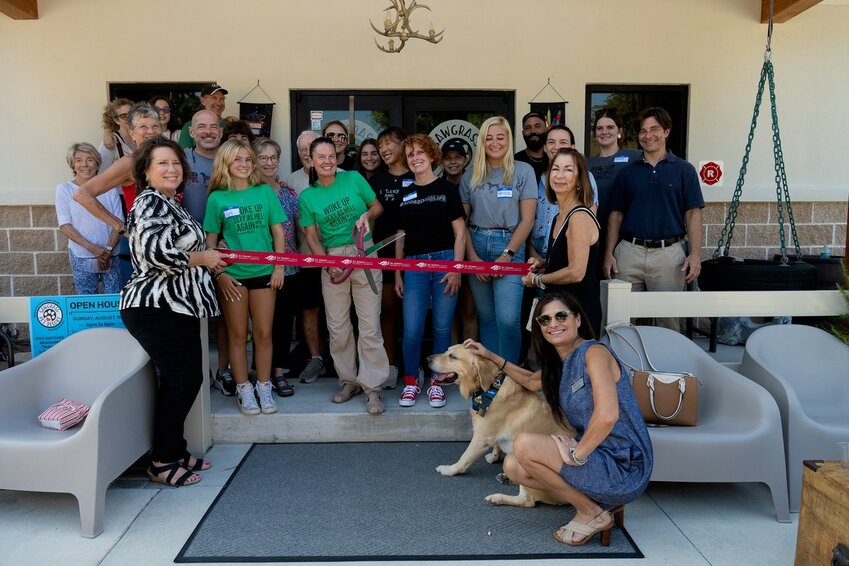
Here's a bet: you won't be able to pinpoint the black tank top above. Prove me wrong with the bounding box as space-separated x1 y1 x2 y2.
544 206 602 337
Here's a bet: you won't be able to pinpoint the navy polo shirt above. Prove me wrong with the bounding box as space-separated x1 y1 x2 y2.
608 151 704 241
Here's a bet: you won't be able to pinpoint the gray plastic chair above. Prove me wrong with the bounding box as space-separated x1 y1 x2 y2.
602 325 790 522
0 327 155 537
740 324 849 512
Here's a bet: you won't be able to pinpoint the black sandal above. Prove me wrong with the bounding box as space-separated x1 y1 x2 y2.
272 376 295 397
179 452 211 471
147 461 201 487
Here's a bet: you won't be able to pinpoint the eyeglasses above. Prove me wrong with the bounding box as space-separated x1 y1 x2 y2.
117 113 129 120
257 155 279 163
535 310 573 327
326 132 348 141
155 106 171 113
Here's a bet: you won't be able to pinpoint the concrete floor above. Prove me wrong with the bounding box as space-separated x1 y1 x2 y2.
0 438 798 566
1 336 801 565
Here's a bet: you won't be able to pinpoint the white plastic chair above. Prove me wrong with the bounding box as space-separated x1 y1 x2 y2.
0 327 155 537
740 324 849 511
602 325 790 522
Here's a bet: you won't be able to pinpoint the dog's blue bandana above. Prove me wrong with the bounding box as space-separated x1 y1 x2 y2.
471 373 505 417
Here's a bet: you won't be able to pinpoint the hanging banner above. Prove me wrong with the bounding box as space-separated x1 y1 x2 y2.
530 102 566 126
29 294 124 357
239 102 275 138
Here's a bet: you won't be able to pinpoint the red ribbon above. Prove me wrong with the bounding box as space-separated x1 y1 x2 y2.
219 250 531 276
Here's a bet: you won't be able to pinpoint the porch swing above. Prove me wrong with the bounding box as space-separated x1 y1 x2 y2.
698 0 817 293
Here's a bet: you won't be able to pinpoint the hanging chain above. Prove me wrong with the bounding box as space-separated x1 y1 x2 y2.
713 63 766 258
767 63 803 260
713 0 802 261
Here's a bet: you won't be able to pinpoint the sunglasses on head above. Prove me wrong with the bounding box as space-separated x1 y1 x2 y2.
535 310 573 327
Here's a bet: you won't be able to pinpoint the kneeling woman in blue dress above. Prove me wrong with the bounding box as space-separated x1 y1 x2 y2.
466 291 652 546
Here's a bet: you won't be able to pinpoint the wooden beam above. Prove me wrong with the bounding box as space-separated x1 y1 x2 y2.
762 0 822 23
0 0 37 19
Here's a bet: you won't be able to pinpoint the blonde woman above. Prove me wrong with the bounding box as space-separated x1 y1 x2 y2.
203 139 286 416
460 116 536 364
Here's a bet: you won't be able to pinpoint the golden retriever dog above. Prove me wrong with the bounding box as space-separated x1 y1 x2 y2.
428 344 576 507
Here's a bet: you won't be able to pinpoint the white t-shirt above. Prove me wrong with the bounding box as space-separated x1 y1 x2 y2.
55 181 124 258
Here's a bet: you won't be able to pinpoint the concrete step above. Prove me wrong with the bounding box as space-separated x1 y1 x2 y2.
211 378 474 443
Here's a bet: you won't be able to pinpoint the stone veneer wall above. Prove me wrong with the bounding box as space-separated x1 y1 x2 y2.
0 201 846 298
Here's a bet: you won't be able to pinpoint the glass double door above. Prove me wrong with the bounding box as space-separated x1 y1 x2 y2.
289 90 515 170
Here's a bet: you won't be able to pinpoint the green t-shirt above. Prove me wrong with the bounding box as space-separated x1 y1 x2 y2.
178 117 229 149
203 183 286 280
298 170 376 248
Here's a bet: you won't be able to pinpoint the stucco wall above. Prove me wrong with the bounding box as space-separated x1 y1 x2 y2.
1 0 848 206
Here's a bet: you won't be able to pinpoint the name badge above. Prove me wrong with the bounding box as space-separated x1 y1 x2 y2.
223 206 240 218
614 156 629 163
401 178 414 188
402 191 418 202
571 378 585 393
497 187 513 198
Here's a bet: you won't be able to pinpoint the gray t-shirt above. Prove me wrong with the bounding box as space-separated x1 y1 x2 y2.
284 168 310 196
182 148 215 222
460 161 536 229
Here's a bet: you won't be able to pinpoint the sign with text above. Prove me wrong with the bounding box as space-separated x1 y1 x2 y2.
29 294 124 357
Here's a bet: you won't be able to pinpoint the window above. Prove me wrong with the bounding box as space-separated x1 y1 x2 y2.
584 85 690 159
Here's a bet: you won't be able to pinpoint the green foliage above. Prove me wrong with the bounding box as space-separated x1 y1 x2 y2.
829 264 849 346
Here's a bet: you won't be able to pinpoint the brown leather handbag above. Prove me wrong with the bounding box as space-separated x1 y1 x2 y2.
606 324 700 426
629 370 699 426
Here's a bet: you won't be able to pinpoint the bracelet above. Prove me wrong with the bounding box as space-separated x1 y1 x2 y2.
498 357 508 372
213 271 224 280
533 273 546 290
568 447 588 466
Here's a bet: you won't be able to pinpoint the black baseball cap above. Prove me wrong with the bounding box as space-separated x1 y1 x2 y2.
201 83 228 96
521 111 546 125
441 138 468 156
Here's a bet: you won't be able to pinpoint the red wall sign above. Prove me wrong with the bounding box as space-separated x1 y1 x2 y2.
699 161 723 186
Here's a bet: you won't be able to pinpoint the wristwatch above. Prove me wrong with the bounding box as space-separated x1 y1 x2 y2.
502 248 515 258
104 245 113 252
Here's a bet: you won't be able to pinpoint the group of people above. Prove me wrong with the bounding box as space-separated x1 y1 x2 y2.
64 85 693 520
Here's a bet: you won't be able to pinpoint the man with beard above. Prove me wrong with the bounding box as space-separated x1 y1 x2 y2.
514 112 548 184
179 83 230 149
181 110 223 223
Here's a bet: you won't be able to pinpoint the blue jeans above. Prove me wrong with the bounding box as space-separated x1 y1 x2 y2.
68 250 122 294
467 228 525 363
402 249 459 378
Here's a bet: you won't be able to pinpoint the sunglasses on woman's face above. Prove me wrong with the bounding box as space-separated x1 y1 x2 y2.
535 310 573 327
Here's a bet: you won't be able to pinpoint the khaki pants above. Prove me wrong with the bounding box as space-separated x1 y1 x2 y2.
321 245 389 393
614 239 687 332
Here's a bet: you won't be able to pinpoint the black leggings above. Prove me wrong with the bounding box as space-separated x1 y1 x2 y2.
121 307 202 463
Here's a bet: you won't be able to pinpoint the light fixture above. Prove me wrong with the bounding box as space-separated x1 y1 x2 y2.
370 0 444 54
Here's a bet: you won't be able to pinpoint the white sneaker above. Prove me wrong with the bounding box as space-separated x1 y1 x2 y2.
255 380 278 414
383 365 400 389
399 376 421 407
236 382 260 415
428 383 447 408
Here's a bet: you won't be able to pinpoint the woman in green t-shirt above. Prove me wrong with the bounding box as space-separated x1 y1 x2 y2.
298 137 388 415
203 139 286 417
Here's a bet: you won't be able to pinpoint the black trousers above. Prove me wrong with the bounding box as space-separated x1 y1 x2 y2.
121 307 202 462
271 272 301 370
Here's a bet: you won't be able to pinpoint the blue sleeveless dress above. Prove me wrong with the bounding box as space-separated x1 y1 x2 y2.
558 340 653 507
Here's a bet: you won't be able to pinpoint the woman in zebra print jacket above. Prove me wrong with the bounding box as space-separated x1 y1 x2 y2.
120 137 227 487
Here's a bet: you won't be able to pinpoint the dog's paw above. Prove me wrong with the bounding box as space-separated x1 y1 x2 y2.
485 492 534 507
484 452 500 464
436 464 458 476
484 493 509 506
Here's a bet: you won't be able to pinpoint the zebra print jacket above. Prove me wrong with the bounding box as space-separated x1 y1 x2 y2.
120 188 220 318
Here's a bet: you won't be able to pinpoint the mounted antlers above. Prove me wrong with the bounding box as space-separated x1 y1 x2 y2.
370 0 445 54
